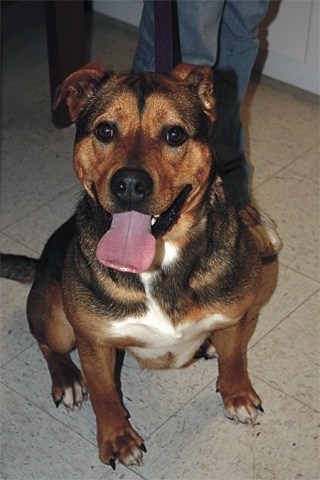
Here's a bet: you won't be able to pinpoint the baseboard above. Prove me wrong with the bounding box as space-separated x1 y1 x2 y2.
256 49 319 96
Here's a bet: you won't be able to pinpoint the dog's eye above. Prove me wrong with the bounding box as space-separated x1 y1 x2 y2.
95 123 115 143
166 127 187 146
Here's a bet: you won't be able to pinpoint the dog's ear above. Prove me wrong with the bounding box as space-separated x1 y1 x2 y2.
52 62 112 123
171 64 215 122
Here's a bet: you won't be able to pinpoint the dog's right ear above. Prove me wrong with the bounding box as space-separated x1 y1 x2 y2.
52 62 112 123
171 64 215 123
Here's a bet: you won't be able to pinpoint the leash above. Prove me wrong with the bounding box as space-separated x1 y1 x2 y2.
154 0 173 73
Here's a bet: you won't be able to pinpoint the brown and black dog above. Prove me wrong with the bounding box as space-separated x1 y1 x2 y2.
1 62 263 469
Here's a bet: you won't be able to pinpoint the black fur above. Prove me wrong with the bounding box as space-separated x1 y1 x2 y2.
0 254 38 283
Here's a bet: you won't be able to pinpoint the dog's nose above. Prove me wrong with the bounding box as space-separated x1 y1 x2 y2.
110 168 153 209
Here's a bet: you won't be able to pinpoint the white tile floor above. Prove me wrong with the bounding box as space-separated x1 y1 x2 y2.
1 11 319 480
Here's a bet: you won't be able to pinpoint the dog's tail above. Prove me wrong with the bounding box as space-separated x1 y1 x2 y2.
0 253 39 283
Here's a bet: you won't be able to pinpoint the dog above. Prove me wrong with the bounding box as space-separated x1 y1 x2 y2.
1 62 263 469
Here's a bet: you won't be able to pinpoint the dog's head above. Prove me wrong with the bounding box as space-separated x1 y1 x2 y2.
54 62 217 273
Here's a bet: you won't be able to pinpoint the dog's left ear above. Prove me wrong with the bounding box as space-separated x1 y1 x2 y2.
52 62 112 123
171 64 215 122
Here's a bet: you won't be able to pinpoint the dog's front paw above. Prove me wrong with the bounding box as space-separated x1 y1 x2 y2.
98 421 146 469
222 394 263 425
217 379 263 425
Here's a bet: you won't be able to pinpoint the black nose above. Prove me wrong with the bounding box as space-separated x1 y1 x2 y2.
110 168 153 209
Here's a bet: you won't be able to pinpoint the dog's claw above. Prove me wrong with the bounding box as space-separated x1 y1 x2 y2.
256 404 264 413
109 458 116 470
140 443 147 453
54 400 61 408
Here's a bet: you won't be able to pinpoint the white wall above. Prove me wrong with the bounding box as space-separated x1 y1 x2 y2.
93 0 319 95
257 0 319 95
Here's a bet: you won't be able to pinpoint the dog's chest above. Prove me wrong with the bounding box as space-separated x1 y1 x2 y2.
109 270 231 368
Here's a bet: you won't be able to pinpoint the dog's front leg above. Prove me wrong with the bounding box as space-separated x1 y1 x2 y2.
76 337 145 468
211 317 263 425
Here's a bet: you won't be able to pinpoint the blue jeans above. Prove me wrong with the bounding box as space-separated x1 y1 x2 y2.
133 0 269 208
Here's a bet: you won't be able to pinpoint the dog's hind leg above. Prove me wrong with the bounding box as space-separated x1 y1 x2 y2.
27 278 88 409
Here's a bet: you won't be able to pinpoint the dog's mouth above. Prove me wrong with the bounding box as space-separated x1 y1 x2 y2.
96 184 192 273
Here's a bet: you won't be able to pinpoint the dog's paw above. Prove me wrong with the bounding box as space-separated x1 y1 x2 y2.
51 363 88 410
222 392 263 425
98 422 146 469
52 379 88 410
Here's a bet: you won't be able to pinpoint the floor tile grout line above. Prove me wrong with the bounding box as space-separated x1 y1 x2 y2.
142 374 219 443
0 185 83 235
251 156 319 200
247 286 320 353
13 125 77 159
2 119 73 152
0 232 40 256
250 162 289 193
279 152 320 184
0 381 108 463
249 372 320 414
277 259 319 284
122 466 149 480
0 339 37 369
292 141 320 160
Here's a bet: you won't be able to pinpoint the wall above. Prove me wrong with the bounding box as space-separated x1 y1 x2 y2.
256 0 319 94
93 0 319 95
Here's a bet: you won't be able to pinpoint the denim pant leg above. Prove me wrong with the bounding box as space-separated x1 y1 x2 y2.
132 0 156 72
212 0 269 207
174 1 224 65
133 1 223 78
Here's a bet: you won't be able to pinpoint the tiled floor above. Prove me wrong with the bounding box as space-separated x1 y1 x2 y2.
1 10 319 480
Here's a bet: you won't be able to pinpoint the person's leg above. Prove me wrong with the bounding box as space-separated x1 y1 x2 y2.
211 0 269 208
132 0 155 72
212 1 282 257
174 1 224 66
133 0 224 72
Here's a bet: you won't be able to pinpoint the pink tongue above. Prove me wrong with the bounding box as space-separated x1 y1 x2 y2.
96 211 156 273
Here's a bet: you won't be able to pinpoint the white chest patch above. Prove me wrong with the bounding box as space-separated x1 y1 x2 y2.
160 241 179 267
108 269 232 368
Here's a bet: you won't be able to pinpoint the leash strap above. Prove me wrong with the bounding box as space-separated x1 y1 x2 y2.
154 0 173 73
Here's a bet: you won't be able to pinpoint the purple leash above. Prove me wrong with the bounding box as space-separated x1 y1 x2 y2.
154 0 173 73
